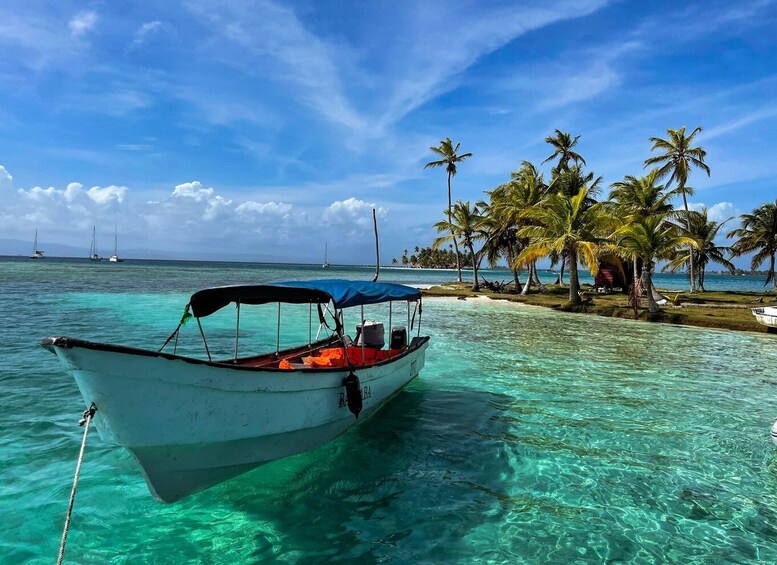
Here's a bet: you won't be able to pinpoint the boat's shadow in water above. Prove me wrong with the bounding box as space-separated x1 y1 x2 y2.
193 384 523 560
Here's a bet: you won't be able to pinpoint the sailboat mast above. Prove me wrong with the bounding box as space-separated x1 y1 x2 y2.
114 226 118 255
33 229 37 255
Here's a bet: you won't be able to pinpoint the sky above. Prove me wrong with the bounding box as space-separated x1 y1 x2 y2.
0 0 776 265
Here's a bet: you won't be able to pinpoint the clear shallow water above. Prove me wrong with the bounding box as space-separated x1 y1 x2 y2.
2 258 777 563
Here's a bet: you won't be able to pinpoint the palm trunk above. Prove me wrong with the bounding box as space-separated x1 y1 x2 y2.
643 262 660 313
698 261 705 292
633 259 639 291
447 172 462 283
771 254 776 290
469 242 479 291
559 255 566 286
507 244 521 290
568 249 581 304
682 190 696 292
521 263 533 295
532 261 542 286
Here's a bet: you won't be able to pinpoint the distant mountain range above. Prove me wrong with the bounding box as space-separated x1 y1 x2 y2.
0 238 291 263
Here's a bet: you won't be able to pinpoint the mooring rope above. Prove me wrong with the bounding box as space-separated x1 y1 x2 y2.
56 402 97 565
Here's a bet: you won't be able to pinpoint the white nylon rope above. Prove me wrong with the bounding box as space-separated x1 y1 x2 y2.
56 403 97 565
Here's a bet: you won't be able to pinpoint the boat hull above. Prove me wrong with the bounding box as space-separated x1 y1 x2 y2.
44 337 428 502
753 307 777 328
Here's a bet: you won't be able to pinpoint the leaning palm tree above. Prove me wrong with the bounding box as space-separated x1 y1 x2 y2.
517 187 610 305
424 138 473 283
542 129 586 170
728 199 777 289
644 126 710 292
476 198 522 290
489 161 549 294
433 200 484 290
613 216 698 313
663 209 735 291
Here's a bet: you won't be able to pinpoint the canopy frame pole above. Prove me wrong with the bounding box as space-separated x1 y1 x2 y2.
388 301 392 358
276 303 281 356
234 300 240 361
196 318 212 361
407 302 410 335
410 300 419 333
417 298 422 337
336 307 349 363
316 303 332 341
361 305 365 365
308 302 312 348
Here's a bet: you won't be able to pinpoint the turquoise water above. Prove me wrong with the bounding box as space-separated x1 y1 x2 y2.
1 255 773 293
2 258 777 563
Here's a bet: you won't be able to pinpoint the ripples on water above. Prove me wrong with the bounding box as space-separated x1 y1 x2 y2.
2 258 777 563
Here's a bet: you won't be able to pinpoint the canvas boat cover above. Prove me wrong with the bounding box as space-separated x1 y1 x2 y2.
189 279 421 318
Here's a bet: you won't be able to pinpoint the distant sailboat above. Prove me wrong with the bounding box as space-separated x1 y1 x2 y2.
322 242 330 268
89 226 102 261
29 229 44 259
109 226 124 263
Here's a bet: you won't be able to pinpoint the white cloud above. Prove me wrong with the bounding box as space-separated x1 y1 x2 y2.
171 181 214 202
235 201 293 217
87 185 128 204
0 165 12 190
689 201 741 224
69 11 98 37
324 197 386 228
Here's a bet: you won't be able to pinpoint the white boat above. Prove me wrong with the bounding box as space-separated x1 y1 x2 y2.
752 307 777 328
29 229 44 259
89 225 102 261
322 242 330 268
43 279 428 502
109 226 123 262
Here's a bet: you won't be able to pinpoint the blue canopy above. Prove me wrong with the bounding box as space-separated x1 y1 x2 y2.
274 279 421 309
189 279 420 317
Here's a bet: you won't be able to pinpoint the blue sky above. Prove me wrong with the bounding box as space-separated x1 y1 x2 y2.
1 0 776 265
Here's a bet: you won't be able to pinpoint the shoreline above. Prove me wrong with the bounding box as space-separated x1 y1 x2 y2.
421 283 777 334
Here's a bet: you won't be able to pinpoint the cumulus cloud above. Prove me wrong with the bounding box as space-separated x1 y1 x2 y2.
324 197 386 228
69 11 98 37
688 201 741 224
235 201 293 218
171 181 215 202
151 181 296 234
0 173 395 260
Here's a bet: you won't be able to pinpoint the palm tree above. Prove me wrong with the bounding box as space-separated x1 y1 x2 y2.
542 129 586 170
644 126 710 292
613 216 698 313
728 200 777 288
608 168 680 286
550 163 602 204
608 169 679 218
476 198 521 289
433 200 484 291
391 257 398 266
488 161 549 294
424 138 473 283
517 187 610 305
663 209 735 291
